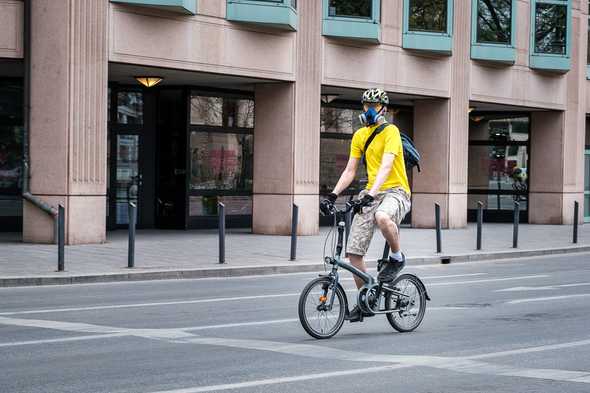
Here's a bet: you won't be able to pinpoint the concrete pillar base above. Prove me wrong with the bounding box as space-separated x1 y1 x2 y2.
23 196 106 245
411 193 467 229
529 192 585 225
253 194 319 236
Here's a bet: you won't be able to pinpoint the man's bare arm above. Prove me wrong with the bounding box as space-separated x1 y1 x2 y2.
332 157 360 195
368 153 395 196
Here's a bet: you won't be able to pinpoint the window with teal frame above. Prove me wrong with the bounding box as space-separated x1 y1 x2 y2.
529 0 572 72
226 0 298 31
403 0 453 54
322 0 381 43
471 0 517 63
110 0 196 14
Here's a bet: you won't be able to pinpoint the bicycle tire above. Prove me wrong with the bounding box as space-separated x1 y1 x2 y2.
385 274 427 333
298 277 346 339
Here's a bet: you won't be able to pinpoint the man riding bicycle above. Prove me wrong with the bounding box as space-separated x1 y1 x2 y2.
320 88 411 322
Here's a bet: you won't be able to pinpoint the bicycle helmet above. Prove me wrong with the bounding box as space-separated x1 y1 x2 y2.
361 88 389 105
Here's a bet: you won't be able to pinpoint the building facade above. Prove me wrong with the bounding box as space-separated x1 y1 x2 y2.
0 0 589 244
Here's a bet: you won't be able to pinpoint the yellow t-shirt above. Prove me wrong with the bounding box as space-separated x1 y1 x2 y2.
350 123 411 195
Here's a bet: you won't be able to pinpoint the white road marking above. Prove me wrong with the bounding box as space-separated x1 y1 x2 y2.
0 274 548 316
0 333 128 348
468 338 590 360
427 275 549 287
148 364 414 393
0 293 300 316
340 273 487 281
496 282 590 292
506 294 590 304
1 314 590 387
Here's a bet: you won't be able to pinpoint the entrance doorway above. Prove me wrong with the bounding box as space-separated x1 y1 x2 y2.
107 87 156 229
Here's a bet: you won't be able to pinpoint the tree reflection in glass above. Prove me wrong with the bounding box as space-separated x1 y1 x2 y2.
477 0 511 44
408 0 447 33
534 4 567 55
328 0 371 18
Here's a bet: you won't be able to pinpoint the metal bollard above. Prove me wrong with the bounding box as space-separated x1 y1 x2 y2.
218 202 226 264
435 203 442 253
57 204 65 272
290 204 299 261
573 201 579 244
476 201 483 250
127 202 137 268
513 201 520 248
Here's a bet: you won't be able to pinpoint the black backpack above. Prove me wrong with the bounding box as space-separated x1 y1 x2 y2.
361 123 421 173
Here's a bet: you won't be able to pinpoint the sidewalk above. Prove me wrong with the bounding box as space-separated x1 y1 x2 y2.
0 223 588 286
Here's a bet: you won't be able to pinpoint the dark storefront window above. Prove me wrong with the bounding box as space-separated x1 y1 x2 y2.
408 0 448 33
534 3 567 55
0 79 24 230
320 106 364 200
476 0 512 44
189 94 254 222
468 114 530 222
328 0 372 18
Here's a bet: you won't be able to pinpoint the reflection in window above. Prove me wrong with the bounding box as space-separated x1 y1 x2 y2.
190 132 253 192
477 0 511 44
189 195 252 216
468 116 529 213
190 96 254 128
320 138 365 194
117 92 143 124
534 3 567 55
328 0 372 18
408 0 447 33
320 107 361 134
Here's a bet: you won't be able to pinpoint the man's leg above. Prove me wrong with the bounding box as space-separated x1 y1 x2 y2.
348 254 367 289
375 212 400 254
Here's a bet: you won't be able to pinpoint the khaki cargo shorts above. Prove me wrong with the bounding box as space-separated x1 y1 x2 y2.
346 187 411 257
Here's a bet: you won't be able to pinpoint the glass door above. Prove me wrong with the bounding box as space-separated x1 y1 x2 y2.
115 134 141 225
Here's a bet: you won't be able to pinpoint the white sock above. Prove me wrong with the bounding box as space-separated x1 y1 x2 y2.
390 250 403 261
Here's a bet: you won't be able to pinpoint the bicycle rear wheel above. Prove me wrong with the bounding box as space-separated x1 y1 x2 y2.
385 274 427 332
298 277 346 339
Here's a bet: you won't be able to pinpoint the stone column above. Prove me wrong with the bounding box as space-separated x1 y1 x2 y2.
410 2 470 229
529 5 587 225
23 0 108 244
252 0 321 235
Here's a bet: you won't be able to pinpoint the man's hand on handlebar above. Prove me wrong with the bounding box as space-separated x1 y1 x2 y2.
319 192 338 216
347 194 374 214
320 192 376 216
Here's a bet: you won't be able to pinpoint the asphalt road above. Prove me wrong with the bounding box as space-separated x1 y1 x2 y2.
2 253 590 393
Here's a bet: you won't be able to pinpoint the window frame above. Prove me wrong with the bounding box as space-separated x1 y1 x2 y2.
226 0 298 31
529 0 572 72
471 0 517 63
322 0 381 43
188 89 255 227
402 0 454 54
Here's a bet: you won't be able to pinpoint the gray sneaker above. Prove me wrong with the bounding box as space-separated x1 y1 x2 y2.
378 253 406 283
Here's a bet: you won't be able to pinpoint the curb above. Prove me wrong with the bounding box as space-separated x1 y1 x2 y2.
1 245 589 287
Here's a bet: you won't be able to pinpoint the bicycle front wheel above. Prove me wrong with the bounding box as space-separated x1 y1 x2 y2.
298 277 346 339
385 274 427 332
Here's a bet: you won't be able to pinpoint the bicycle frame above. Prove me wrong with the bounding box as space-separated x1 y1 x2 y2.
322 207 427 315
